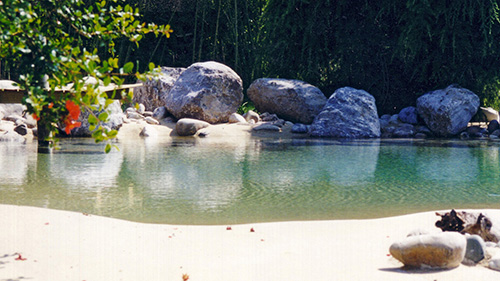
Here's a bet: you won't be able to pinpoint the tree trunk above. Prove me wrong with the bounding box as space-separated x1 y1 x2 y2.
36 116 52 153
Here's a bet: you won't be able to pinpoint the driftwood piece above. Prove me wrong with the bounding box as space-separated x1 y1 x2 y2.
435 209 498 243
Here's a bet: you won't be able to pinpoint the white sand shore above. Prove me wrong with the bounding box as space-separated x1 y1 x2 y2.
1 205 499 281
116 119 297 144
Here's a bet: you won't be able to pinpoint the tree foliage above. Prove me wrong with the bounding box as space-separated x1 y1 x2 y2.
131 0 500 113
397 0 500 109
2 0 500 121
0 0 169 148
258 0 500 113
128 0 266 89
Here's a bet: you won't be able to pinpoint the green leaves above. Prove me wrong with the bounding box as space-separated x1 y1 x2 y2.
88 114 98 126
98 111 109 122
0 0 170 152
108 57 119 68
104 142 118 154
105 143 112 153
122 61 134 73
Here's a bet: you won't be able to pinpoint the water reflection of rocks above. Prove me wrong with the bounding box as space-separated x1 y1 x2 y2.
0 142 34 185
1 139 500 224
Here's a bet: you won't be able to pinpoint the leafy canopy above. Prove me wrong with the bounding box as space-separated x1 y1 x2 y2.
0 0 170 150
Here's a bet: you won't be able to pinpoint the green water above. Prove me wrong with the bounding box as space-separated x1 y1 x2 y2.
1 137 500 224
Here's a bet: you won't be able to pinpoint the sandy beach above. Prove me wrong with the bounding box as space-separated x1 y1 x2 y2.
0 204 499 281
1 122 499 280
116 119 298 143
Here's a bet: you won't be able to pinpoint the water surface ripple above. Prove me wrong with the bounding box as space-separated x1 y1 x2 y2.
1 138 499 224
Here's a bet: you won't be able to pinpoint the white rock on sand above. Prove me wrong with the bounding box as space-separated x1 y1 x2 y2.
490 253 500 271
1 205 500 281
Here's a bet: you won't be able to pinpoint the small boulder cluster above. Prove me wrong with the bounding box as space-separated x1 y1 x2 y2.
0 103 37 143
129 62 324 137
132 61 494 140
131 65 381 138
244 79 495 140
380 85 500 139
389 210 500 271
2 61 499 141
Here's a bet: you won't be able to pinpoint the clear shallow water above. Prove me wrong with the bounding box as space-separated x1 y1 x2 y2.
1 137 500 225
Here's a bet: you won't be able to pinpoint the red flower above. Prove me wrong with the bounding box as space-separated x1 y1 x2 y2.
63 100 81 134
65 100 80 120
64 120 81 134
32 113 40 121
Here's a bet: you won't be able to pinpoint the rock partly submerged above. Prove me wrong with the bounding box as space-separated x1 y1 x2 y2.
417 85 479 137
247 78 326 124
165 61 243 124
309 87 380 138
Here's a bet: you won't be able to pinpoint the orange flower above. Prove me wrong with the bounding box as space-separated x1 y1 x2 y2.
32 113 40 121
64 119 81 134
63 99 81 134
65 100 80 120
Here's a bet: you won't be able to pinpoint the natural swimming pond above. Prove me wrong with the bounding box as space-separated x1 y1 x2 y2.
1 137 500 225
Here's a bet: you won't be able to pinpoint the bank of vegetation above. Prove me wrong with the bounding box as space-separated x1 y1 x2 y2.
2 0 500 114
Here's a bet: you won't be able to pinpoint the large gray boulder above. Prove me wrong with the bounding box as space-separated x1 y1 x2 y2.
247 78 327 124
133 67 186 111
309 87 380 138
69 100 124 137
416 85 479 137
165 61 243 124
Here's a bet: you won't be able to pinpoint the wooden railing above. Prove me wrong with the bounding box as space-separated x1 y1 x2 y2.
0 83 143 103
